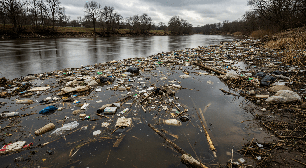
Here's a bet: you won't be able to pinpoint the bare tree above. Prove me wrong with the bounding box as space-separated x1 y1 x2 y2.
3 0 25 32
58 7 69 27
0 0 7 27
37 0 48 27
46 0 60 30
140 13 152 34
84 1 101 33
158 22 167 31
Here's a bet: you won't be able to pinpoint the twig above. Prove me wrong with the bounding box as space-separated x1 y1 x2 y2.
244 138 254 157
71 148 80 157
148 124 186 155
148 124 207 168
195 63 227 75
220 89 239 96
105 149 111 165
111 127 119 134
198 106 216 157
291 159 306 166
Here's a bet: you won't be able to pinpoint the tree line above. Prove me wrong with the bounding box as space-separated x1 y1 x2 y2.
0 0 193 36
0 0 69 34
194 0 306 35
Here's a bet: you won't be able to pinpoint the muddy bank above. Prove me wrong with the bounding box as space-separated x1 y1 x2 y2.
0 35 306 167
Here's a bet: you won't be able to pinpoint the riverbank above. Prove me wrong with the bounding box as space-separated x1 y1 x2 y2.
0 29 306 167
0 26 171 39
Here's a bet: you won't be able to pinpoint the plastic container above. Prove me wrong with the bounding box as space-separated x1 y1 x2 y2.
35 123 55 136
104 107 117 114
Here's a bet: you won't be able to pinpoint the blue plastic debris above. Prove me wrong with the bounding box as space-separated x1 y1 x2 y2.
39 106 58 114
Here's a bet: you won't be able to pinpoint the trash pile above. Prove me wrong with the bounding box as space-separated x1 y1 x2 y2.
1 38 306 167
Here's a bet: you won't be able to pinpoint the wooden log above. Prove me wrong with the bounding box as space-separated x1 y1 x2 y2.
198 105 217 158
148 124 208 168
148 124 186 155
195 63 226 75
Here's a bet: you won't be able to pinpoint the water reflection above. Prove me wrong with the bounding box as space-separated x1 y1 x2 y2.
0 35 236 79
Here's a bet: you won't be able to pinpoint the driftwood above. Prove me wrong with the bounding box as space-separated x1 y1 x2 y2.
195 63 227 75
198 105 217 158
220 89 239 96
148 124 186 154
148 124 207 168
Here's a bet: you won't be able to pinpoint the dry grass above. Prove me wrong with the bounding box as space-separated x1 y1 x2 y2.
56 27 95 33
250 30 271 38
265 27 306 66
232 32 243 36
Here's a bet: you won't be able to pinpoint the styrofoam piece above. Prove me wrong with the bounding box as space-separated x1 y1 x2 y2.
93 130 101 136
113 103 120 107
115 117 132 127
101 122 111 127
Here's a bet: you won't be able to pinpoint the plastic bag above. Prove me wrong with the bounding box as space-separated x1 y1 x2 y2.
51 121 79 135
266 90 301 103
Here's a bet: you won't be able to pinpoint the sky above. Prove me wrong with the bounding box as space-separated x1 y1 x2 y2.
61 0 251 26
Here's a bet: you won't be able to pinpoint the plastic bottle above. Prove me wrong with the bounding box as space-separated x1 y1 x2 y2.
35 123 55 135
1 112 19 118
39 106 58 114
16 99 33 104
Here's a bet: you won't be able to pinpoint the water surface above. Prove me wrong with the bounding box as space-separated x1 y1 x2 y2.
0 35 235 79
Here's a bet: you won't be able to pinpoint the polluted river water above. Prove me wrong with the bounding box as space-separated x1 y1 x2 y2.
0 35 237 80
0 36 277 167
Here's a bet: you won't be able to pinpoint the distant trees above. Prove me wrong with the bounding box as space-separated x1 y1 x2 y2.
168 16 193 35
84 1 101 33
46 0 61 30
2 0 26 32
100 6 122 32
196 0 306 35
140 13 152 34
158 22 167 31
0 0 196 36
247 0 306 31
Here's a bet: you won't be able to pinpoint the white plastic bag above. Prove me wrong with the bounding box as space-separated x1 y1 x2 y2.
51 121 79 135
266 90 301 103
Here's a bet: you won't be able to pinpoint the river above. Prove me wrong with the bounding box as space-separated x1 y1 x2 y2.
0 35 271 167
0 35 236 80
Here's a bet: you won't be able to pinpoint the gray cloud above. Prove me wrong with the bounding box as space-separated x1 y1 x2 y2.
61 0 250 26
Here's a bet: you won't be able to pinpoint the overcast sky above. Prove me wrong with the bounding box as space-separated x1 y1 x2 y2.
61 0 251 26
